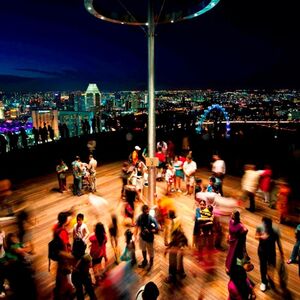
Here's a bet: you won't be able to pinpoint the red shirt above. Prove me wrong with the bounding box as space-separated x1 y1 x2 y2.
259 169 272 192
155 152 166 163
89 233 107 259
53 223 70 252
179 156 186 164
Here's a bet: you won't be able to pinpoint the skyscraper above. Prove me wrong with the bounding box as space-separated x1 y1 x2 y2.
84 83 101 111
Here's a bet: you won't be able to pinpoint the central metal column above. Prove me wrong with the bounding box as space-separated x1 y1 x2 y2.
147 0 156 206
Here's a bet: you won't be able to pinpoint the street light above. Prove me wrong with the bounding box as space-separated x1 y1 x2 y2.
84 0 221 206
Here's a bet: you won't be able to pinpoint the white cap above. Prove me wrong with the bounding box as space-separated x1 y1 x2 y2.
135 146 141 151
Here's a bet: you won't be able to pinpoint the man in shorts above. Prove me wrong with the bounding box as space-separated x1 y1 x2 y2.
183 155 197 196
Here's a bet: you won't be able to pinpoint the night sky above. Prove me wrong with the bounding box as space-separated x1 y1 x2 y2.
0 0 299 92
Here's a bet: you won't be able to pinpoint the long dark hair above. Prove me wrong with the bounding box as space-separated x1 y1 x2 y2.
95 222 106 246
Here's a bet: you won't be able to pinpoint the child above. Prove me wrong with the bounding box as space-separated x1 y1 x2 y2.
120 229 136 266
206 176 219 194
198 204 214 236
200 205 214 235
195 178 204 196
165 164 175 195
73 213 90 244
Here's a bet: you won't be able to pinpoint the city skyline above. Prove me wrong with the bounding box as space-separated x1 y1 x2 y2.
0 0 299 92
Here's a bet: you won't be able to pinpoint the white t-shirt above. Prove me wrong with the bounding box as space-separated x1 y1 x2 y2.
183 160 197 177
73 223 90 243
89 158 98 174
212 159 226 175
165 168 174 182
241 170 261 194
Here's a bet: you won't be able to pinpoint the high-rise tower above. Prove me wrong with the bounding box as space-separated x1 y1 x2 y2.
84 83 101 111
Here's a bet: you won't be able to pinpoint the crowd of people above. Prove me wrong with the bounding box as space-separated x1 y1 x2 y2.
55 154 98 196
0 137 299 300
118 142 300 299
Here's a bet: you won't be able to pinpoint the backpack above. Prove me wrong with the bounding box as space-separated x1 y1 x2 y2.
140 215 157 242
48 228 64 271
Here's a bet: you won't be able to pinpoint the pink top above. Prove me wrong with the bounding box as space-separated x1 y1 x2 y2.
89 233 107 259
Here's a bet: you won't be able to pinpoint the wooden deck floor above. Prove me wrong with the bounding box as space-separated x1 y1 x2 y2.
1 161 300 300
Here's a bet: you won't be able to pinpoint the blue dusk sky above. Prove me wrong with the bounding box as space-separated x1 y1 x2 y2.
0 0 299 92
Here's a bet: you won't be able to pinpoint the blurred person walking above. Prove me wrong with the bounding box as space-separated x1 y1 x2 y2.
52 212 74 300
5 232 37 300
164 210 188 283
227 264 256 300
71 238 97 300
120 229 136 266
286 224 300 265
255 216 284 292
211 154 226 196
109 214 120 264
241 164 260 212
258 164 272 203
225 210 249 274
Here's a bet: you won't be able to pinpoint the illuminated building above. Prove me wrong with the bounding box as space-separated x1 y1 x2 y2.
31 109 59 138
84 83 101 111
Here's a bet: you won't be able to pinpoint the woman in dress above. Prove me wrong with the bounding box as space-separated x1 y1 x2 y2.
225 210 248 274
173 155 184 192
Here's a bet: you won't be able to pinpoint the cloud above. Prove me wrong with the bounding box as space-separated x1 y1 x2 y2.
15 68 62 77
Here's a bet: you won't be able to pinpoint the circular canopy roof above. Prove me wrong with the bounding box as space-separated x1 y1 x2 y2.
84 0 220 25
